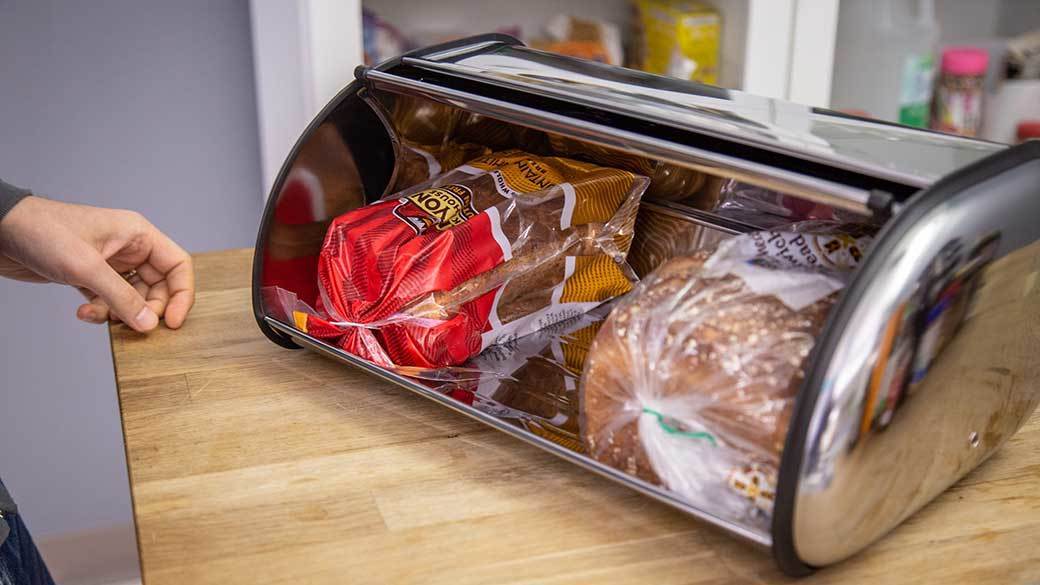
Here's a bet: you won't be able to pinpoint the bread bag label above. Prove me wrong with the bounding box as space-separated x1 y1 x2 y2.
702 229 872 310
458 152 567 198
392 184 477 234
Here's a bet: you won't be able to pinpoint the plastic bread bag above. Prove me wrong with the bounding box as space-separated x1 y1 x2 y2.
547 132 710 203
450 302 613 452
627 204 733 278
580 222 874 527
712 179 873 228
378 93 547 192
282 150 646 370
393 141 492 193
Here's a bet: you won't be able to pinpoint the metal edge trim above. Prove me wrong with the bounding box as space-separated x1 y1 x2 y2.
641 201 759 235
403 33 521 60
250 77 370 350
265 316 774 549
419 40 511 63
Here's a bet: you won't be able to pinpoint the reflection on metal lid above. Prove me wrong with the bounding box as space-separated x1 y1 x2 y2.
405 43 1004 187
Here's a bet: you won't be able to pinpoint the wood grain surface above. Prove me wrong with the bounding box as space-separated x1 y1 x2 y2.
110 249 1040 585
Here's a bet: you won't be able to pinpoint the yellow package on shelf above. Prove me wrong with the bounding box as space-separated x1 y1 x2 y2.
630 0 720 85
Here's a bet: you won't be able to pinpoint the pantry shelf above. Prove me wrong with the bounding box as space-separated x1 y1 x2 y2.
248 0 841 192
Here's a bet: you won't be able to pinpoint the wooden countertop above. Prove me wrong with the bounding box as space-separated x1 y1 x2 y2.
111 249 1040 584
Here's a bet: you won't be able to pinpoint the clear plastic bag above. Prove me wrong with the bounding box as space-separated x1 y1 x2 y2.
447 302 614 452
547 132 711 203
393 141 492 193
277 150 647 370
712 179 861 228
627 205 733 278
382 93 551 193
580 223 873 527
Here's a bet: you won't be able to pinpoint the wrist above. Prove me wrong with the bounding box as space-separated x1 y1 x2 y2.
0 180 33 243
0 180 32 221
0 194 36 256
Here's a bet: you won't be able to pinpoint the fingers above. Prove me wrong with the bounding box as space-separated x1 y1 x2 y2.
75 287 109 323
77 275 170 326
76 301 108 324
144 279 170 319
66 210 194 332
142 229 194 329
76 256 159 332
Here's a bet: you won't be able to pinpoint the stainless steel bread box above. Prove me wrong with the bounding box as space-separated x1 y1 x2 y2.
252 34 1040 575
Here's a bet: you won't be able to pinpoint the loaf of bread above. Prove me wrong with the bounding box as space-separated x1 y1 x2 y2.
392 141 491 192
459 307 611 453
380 93 549 193
290 150 646 369
548 133 710 203
581 226 871 521
627 205 731 278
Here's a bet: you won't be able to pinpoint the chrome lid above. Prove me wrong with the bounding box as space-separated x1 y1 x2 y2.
402 40 1003 188
774 141 1040 572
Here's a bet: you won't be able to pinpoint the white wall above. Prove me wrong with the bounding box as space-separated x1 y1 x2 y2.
935 0 1040 42
0 0 262 581
250 0 364 193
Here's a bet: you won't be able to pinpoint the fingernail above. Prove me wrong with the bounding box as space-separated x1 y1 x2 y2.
78 309 96 323
134 307 159 330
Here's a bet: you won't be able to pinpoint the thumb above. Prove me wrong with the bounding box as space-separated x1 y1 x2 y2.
81 261 159 332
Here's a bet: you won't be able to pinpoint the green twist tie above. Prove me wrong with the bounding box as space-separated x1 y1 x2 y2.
642 407 717 446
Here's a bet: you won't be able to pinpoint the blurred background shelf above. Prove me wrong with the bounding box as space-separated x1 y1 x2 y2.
248 0 843 192
830 0 1039 142
249 0 1038 196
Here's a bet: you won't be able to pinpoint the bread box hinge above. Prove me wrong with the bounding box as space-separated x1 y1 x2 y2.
868 189 896 219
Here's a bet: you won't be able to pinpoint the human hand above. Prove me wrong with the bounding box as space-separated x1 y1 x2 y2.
0 196 194 332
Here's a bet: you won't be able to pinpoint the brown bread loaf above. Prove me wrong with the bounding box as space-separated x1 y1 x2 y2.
393 141 492 192
582 253 833 481
580 226 871 519
291 149 647 369
397 150 644 332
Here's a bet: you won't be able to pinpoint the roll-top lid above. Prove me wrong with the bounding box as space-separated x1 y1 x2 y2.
399 37 1002 188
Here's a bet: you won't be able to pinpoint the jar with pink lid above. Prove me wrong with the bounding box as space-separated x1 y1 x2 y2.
931 46 989 136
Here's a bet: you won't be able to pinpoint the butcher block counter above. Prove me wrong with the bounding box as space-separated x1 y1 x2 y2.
110 248 1040 584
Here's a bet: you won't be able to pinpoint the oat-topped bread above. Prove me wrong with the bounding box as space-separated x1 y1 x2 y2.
581 226 872 521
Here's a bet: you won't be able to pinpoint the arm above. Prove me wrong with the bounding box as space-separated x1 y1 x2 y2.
0 180 31 223
0 185 195 332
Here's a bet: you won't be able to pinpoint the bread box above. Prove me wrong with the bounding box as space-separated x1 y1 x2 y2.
251 34 1040 575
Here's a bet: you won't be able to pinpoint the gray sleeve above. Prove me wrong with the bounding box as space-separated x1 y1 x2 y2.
0 179 32 223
